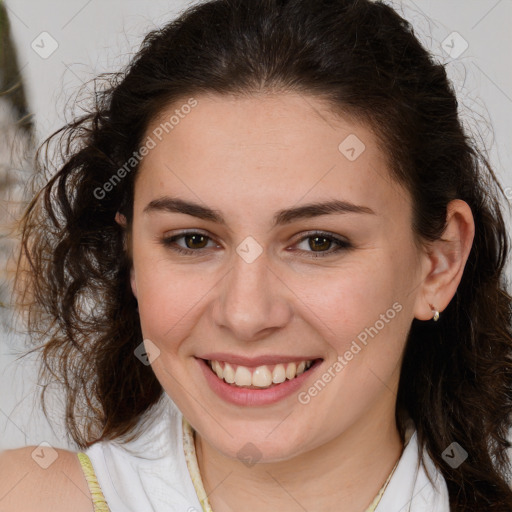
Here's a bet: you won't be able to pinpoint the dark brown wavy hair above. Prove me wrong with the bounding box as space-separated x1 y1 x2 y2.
15 0 512 509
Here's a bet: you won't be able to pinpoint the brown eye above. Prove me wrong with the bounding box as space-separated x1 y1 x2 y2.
308 236 332 252
183 233 209 249
294 232 352 258
160 231 218 255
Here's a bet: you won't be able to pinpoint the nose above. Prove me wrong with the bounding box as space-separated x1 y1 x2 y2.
211 247 293 342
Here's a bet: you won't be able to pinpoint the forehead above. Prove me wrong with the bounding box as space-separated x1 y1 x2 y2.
136 92 409 219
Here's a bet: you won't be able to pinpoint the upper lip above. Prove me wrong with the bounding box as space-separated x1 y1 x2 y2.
198 353 322 367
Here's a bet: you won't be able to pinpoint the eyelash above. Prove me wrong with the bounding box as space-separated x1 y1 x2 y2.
160 230 352 258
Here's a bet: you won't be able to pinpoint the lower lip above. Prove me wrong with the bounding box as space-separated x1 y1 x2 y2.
196 358 322 406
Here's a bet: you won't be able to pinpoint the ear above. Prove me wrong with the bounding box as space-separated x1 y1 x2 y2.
414 199 475 321
115 211 127 227
115 211 138 299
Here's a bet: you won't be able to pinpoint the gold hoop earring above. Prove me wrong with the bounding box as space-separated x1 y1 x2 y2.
429 304 440 322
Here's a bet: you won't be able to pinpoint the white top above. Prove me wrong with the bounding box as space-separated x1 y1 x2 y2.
85 395 450 512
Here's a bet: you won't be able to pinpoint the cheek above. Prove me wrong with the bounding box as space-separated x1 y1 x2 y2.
300 258 400 339
295 255 411 393
131 249 208 348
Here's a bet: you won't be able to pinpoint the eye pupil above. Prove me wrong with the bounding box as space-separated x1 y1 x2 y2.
185 234 208 249
309 236 331 251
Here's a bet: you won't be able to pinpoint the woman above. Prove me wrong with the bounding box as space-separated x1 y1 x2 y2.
1 0 512 510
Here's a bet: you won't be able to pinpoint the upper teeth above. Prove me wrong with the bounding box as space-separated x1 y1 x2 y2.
208 360 314 388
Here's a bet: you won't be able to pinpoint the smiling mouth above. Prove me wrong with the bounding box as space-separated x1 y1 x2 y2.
204 358 321 389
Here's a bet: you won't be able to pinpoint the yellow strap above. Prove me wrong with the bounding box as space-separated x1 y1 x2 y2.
365 456 399 511
77 452 111 512
182 417 214 512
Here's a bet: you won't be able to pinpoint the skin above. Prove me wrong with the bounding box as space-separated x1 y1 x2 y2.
120 92 474 511
0 91 474 512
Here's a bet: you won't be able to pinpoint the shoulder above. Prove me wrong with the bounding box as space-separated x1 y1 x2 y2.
0 445 93 512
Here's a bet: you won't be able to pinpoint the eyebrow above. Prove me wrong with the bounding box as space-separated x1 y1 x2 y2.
143 196 376 227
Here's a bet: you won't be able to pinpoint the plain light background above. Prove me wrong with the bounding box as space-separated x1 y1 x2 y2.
1 0 511 450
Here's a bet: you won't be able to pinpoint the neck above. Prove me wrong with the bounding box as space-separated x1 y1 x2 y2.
194 403 404 512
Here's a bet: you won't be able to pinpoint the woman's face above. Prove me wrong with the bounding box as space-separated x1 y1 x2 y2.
128 92 426 462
